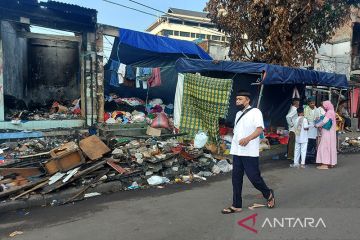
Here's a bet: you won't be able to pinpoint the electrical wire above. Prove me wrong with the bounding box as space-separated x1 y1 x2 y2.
104 0 224 36
102 0 158 17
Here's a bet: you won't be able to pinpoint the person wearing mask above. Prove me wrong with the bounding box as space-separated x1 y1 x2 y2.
222 90 275 214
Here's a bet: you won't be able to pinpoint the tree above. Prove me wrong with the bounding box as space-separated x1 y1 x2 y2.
206 0 360 66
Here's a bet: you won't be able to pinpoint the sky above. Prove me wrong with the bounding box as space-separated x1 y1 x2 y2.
55 0 209 31
32 0 209 62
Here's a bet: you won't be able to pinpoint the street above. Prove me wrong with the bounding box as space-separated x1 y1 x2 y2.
1 153 359 240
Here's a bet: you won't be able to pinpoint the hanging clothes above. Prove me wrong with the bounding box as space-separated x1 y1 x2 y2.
136 67 152 81
109 60 120 87
125 65 137 80
117 63 126 84
148 68 161 87
174 73 184 129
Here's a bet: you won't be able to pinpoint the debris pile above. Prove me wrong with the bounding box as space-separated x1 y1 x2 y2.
340 136 360 153
5 95 82 123
0 133 232 204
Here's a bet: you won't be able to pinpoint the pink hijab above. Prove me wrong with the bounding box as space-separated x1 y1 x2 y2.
322 100 336 123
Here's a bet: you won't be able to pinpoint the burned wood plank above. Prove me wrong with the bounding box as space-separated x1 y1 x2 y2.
0 167 42 178
0 178 46 200
63 169 109 204
17 31 80 42
18 152 50 159
106 159 127 174
41 160 107 194
11 178 50 201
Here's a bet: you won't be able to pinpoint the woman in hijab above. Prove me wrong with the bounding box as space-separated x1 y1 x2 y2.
315 101 337 169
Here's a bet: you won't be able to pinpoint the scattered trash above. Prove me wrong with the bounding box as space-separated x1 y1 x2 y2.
127 182 140 190
194 131 208 148
9 231 24 237
84 192 101 198
147 176 170 186
217 160 232 173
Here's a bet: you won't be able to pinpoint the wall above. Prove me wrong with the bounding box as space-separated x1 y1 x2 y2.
26 38 80 103
314 20 352 79
314 42 351 79
1 21 27 99
208 42 229 60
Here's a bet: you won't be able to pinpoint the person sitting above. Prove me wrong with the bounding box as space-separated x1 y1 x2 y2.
338 100 352 132
336 112 345 134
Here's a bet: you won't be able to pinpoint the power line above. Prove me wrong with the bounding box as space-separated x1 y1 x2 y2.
126 0 163 14
102 0 158 17
126 0 223 35
104 0 224 36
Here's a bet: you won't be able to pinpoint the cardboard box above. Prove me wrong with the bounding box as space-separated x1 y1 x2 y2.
146 126 161 137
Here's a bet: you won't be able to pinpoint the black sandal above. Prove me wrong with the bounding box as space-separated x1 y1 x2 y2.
221 207 242 214
267 190 275 209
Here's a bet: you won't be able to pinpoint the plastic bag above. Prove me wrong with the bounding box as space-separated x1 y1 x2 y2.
151 113 169 129
217 160 232 173
147 176 170 186
194 131 208 148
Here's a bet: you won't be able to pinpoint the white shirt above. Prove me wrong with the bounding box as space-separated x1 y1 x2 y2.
286 106 298 132
304 106 320 139
295 117 309 143
230 106 264 157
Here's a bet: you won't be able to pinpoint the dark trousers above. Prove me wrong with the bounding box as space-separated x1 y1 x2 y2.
232 155 271 208
344 117 351 128
306 138 317 164
287 131 295 160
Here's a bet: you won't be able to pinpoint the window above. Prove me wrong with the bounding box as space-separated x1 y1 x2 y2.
184 21 199 27
196 33 206 39
162 29 173 36
191 33 196 38
222 36 226 41
174 31 179 36
169 19 183 25
180 31 190 37
212 35 221 41
200 23 214 28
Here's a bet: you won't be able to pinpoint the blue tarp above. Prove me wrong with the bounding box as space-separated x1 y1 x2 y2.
111 28 212 67
175 58 349 88
104 28 212 103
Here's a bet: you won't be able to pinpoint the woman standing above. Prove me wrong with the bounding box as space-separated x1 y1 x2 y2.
316 101 337 169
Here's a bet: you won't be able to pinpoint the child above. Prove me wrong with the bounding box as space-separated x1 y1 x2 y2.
290 107 309 168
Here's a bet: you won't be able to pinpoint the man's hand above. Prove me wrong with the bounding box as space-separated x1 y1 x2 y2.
239 137 250 146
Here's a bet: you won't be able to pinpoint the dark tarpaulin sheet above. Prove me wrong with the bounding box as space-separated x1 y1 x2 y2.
111 28 212 67
175 58 349 88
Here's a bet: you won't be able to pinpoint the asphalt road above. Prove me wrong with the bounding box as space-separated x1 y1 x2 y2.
1 153 360 240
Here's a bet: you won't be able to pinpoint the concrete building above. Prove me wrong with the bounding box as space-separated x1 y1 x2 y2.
146 8 227 42
146 8 229 60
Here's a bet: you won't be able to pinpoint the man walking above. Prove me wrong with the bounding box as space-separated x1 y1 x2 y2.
286 98 300 161
222 90 275 214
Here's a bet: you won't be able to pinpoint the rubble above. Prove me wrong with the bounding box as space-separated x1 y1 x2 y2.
340 136 360 153
6 98 82 122
0 129 234 205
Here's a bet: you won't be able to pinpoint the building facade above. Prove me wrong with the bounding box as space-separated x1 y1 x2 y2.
146 8 227 42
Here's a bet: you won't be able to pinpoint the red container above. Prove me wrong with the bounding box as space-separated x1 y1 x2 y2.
219 127 228 136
